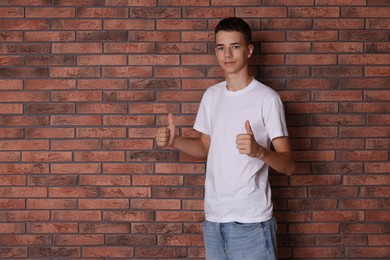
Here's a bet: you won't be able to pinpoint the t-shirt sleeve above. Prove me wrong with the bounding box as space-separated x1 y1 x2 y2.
263 96 289 141
194 91 210 135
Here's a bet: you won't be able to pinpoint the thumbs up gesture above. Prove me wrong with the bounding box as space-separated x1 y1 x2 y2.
156 113 176 147
236 120 264 158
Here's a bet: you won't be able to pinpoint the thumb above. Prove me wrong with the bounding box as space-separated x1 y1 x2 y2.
168 113 174 127
167 113 176 146
245 120 253 135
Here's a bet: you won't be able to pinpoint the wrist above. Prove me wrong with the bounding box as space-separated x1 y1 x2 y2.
255 145 266 159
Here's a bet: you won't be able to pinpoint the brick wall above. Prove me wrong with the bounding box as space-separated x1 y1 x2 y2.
0 0 389 259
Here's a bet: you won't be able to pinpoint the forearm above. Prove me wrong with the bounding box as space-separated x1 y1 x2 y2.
258 148 295 176
172 136 208 159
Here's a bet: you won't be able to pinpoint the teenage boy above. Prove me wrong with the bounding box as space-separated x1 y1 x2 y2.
156 17 295 260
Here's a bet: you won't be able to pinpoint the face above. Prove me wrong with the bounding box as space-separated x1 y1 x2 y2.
215 30 254 76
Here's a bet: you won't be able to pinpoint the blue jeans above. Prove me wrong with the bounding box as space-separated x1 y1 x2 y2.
203 218 278 260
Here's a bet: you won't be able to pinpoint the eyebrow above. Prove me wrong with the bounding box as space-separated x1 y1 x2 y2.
216 42 241 46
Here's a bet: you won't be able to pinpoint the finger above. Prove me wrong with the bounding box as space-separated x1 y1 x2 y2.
245 120 253 135
168 113 174 127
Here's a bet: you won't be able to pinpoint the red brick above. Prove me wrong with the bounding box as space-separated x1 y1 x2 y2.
51 140 100 151
133 175 183 186
50 67 101 78
130 7 181 18
342 223 390 234
0 223 25 233
25 7 75 18
0 211 49 221
0 20 49 30
287 30 338 41
76 7 128 18
51 19 102 30
25 79 75 90
290 7 339 17
103 163 153 174
103 66 152 77
27 199 76 209
0 56 23 66
129 31 181 42
157 43 207 54
367 19 390 29
293 247 344 258
49 187 99 198
339 198 386 209
346 247 390 258
0 163 48 174
78 79 128 89
0 79 23 90
23 152 72 162
79 199 129 209
0 199 25 210
79 223 130 233
264 0 313 4
342 7 390 18
153 187 204 199
135 247 187 258
25 128 74 138
0 115 49 126
261 19 312 29
101 187 151 198
236 7 287 17
51 115 101 126
312 42 363 52
0 32 23 42
366 66 390 77
0 176 25 186
368 235 390 246
292 223 339 234
78 55 126 65
83 246 133 258
81 175 131 186
314 19 364 29
158 0 209 6
52 211 101 221
312 66 362 77
316 0 365 4
104 115 155 126
309 187 358 197
54 234 104 245
52 0 104 6
74 151 125 162
314 211 364 222
52 43 102 53
104 19 154 30
183 7 234 18
340 30 389 41
316 114 365 127
131 199 181 210
50 162 101 174
29 247 80 257
103 211 154 222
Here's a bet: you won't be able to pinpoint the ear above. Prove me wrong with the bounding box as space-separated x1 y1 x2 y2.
247 44 254 58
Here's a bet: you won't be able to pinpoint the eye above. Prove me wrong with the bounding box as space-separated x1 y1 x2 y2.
216 46 224 51
232 45 240 49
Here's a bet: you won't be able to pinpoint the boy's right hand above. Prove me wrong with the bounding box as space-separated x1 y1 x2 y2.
156 113 176 148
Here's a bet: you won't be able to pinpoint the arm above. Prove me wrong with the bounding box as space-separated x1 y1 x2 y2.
236 121 296 176
156 113 210 159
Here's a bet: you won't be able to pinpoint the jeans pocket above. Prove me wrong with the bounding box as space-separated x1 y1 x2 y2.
233 221 261 227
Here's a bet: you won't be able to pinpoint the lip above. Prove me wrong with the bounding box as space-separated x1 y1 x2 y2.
224 61 235 65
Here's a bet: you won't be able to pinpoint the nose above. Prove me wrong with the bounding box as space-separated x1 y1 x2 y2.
224 47 232 58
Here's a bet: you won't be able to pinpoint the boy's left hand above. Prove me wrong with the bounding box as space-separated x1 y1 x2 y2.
236 120 265 158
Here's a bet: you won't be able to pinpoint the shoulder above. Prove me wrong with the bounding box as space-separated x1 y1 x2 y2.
251 79 280 99
202 81 226 99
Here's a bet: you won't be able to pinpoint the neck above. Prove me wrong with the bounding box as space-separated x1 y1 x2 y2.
225 73 253 92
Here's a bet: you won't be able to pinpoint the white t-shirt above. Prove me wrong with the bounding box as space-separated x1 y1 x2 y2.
194 78 288 223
